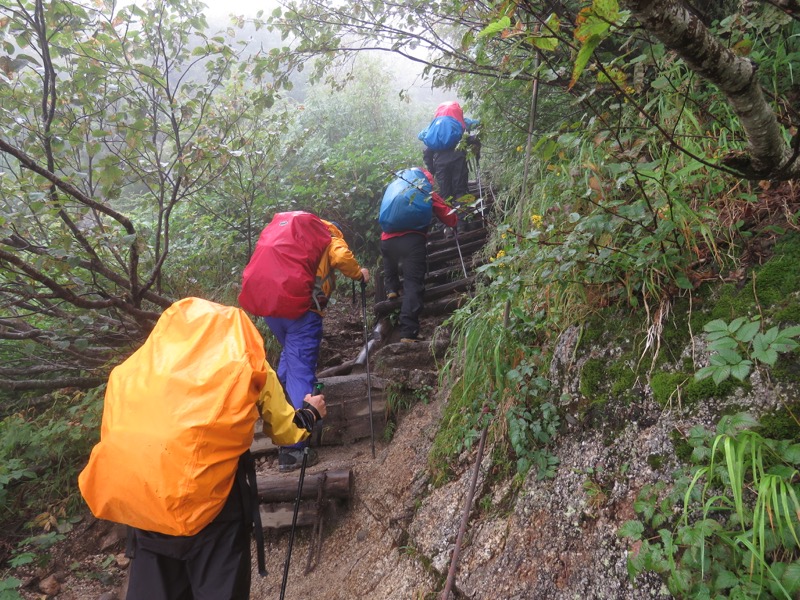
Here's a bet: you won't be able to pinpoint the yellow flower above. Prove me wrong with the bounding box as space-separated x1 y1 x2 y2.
496 250 506 259
530 214 543 228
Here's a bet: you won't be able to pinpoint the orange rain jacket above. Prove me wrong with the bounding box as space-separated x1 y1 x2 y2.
311 220 365 314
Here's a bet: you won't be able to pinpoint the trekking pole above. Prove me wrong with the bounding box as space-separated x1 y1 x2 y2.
312 382 324 447
360 281 376 459
441 406 490 600
280 446 309 600
453 228 469 280
471 155 485 226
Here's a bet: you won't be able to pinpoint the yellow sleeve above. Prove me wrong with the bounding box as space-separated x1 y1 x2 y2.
256 361 310 446
328 237 363 280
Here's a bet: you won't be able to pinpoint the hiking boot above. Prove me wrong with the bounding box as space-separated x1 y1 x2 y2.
278 447 318 472
400 333 424 343
386 291 399 300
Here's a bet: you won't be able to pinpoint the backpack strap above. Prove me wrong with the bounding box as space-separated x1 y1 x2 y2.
238 450 267 577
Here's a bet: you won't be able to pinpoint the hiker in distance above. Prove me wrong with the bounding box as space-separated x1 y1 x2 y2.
419 100 480 212
379 168 457 342
239 211 369 472
79 297 327 600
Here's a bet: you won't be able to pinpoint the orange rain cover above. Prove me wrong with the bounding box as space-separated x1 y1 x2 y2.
78 297 267 536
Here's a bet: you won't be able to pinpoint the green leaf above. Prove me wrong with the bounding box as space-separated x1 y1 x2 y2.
703 319 729 333
695 366 716 381
715 348 742 365
713 569 739 591
779 325 800 338
733 319 760 343
729 361 752 381
569 36 601 89
728 316 747 333
783 443 800 464
752 347 778 366
594 0 620 20
708 336 737 350
712 366 731 385
531 34 559 51
618 520 644 539
674 272 693 290
477 16 511 39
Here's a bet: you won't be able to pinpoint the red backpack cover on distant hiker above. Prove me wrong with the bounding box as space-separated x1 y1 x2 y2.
238 211 332 319
78 297 267 536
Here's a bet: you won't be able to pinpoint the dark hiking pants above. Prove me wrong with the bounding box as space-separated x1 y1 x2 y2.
432 148 469 204
381 233 427 339
125 459 255 600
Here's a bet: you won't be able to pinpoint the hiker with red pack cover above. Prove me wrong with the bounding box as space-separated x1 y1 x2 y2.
78 297 326 600
379 169 457 342
239 212 369 472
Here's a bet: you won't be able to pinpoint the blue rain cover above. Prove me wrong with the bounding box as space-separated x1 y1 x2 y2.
417 115 465 151
379 168 434 233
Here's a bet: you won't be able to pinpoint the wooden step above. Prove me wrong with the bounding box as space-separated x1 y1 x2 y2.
373 277 474 318
250 373 387 453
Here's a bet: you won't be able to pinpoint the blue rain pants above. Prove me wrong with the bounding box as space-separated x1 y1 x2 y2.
264 311 323 448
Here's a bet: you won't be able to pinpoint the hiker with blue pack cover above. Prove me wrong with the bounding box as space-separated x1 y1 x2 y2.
418 101 479 207
379 168 457 342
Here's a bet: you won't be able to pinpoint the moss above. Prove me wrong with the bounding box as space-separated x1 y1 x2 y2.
650 372 689 407
683 375 741 404
609 360 637 401
660 297 694 364
670 429 694 463
772 301 800 326
579 357 607 401
646 453 665 470
650 370 740 407
581 314 611 346
755 402 800 443
706 283 755 324
753 233 800 308
771 349 800 383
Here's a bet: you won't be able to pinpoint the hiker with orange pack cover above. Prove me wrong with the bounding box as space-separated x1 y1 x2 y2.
78 297 326 600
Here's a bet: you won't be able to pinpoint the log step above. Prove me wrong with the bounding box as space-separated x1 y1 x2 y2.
251 373 387 453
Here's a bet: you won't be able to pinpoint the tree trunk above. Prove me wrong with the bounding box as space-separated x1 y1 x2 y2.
623 0 798 179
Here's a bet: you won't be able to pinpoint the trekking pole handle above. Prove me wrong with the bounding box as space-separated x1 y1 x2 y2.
311 382 324 446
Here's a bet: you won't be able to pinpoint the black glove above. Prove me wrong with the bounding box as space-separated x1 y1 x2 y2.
292 402 321 433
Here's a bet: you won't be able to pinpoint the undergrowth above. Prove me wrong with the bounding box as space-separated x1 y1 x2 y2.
0 389 103 564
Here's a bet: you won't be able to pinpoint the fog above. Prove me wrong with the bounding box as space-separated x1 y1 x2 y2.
201 0 455 110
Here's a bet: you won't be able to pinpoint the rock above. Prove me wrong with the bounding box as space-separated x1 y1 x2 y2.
115 552 130 569
99 523 127 551
38 573 60 596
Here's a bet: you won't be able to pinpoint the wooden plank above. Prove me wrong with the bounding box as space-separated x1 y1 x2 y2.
260 502 317 531
250 373 388 453
427 239 486 269
257 469 354 503
373 277 473 319
426 227 487 253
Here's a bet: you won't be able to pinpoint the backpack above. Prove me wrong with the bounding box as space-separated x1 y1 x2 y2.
238 211 332 319
417 101 466 151
379 168 434 233
78 297 267 536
